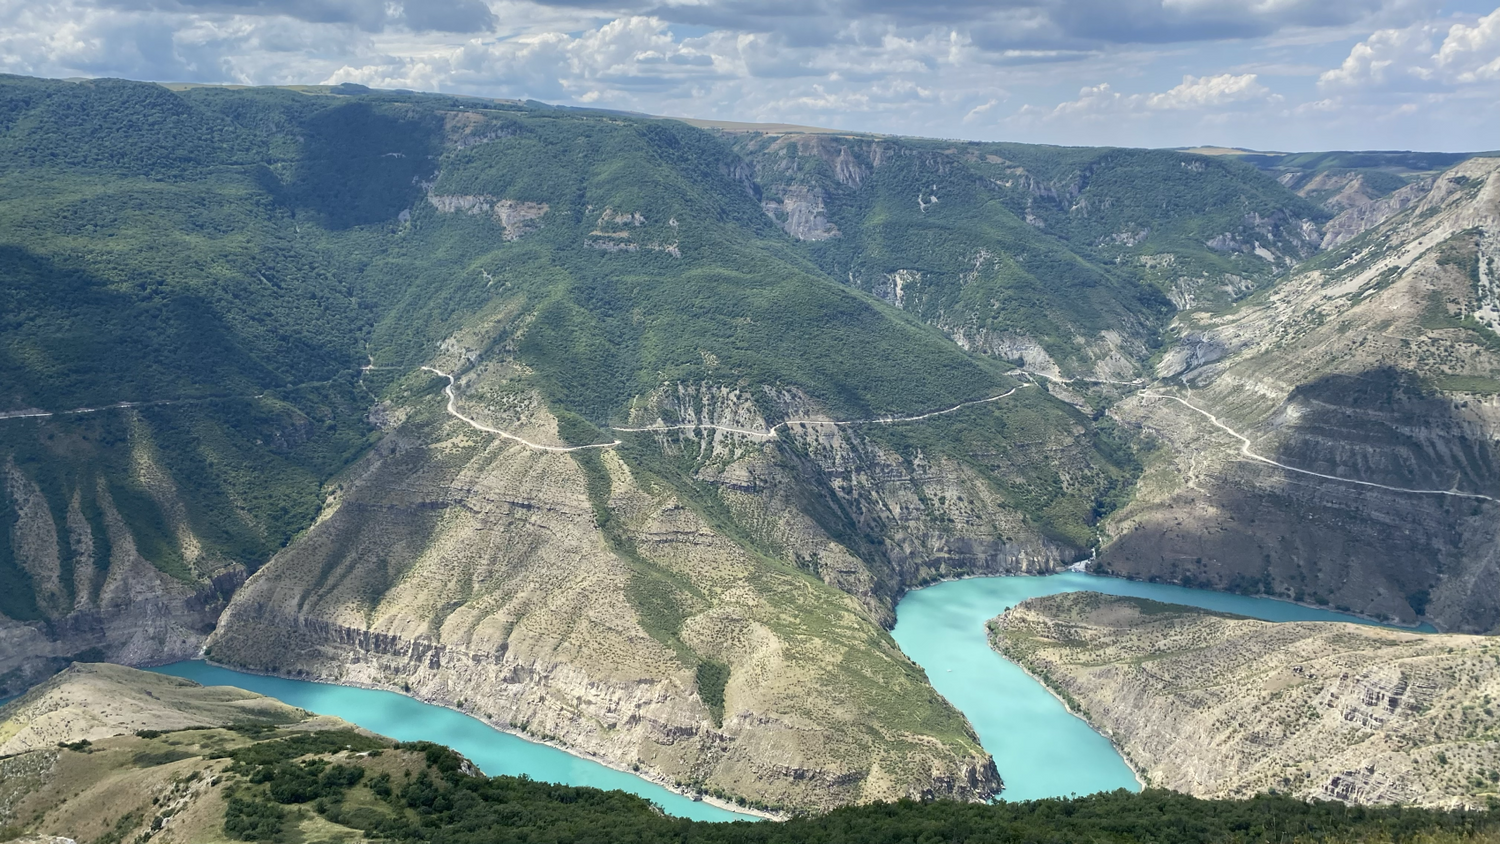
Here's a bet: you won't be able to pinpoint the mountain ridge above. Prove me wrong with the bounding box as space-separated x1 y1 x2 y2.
0 73 1496 813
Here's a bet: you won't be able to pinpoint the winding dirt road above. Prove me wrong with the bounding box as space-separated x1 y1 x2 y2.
611 383 1034 439
423 366 1036 451
1141 392 1497 503
421 367 622 453
424 366 1496 503
0 395 248 423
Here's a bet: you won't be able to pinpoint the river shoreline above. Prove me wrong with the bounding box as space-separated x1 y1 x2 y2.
983 616 1148 792
899 565 1435 634
177 657 779 822
125 569 1424 816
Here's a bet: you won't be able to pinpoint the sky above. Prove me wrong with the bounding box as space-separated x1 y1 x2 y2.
2 0 1499 151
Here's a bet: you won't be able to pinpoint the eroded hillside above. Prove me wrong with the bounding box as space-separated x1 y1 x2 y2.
204 104 1148 811
1100 156 1500 632
731 133 1324 377
991 593 1500 808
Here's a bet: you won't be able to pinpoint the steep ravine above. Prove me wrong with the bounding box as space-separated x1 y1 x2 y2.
0 439 244 699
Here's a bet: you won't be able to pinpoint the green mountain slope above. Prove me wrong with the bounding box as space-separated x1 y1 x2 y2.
0 75 1146 809
731 133 1323 375
0 77 382 694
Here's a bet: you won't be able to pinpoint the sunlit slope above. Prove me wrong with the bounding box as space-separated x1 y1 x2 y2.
0 75 1148 808
363 112 1018 422
993 592 1500 808
207 95 1147 811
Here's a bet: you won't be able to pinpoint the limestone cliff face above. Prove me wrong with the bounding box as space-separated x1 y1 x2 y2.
1102 157 1500 632
991 593 1500 808
1318 177 1435 249
208 364 1060 811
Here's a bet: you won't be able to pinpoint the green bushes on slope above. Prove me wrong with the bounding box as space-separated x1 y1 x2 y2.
233 738 1499 844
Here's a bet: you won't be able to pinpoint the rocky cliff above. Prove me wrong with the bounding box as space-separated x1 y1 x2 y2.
208 360 1093 811
1100 157 1500 632
0 422 249 699
991 592 1499 808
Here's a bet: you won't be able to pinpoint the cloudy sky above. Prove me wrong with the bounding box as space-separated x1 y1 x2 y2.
3 0 1499 151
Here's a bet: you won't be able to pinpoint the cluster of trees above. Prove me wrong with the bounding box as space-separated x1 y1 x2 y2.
226 739 1498 844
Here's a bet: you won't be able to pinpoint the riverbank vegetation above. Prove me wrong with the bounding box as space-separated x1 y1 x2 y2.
227 737 1499 844
4 665 1497 843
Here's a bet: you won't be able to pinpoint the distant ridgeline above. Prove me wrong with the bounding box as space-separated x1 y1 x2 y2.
0 74 1325 626
1 73 1495 813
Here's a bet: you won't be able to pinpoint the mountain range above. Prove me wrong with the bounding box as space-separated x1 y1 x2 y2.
0 73 1496 813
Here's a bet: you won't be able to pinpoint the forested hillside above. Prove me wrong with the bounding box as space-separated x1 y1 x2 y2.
731 133 1324 376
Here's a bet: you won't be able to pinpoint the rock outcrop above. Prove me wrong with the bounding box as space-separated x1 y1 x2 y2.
0 436 243 699
1102 157 1500 632
991 592 1500 809
206 361 1092 811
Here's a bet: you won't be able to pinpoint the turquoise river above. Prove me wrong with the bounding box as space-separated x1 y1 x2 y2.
152 572 1420 820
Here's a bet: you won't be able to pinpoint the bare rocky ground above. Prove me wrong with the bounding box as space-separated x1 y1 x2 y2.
992 592 1500 809
204 354 1062 812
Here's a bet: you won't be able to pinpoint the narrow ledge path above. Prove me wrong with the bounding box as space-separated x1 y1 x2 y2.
423 366 1036 451
0 395 256 423
427 364 1497 505
611 383 1034 439
1141 391 1498 503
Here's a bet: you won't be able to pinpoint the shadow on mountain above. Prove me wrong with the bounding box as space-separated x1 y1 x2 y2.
0 245 276 409
1099 367 1499 632
1274 367 1499 497
285 101 441 230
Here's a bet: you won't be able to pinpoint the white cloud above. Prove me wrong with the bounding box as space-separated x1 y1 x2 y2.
1146 73 1271 108
1435 7 1500 82
962 96 1000 122
1318 22 1438 88
1045 73 1272 119
1320 7 1500 90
